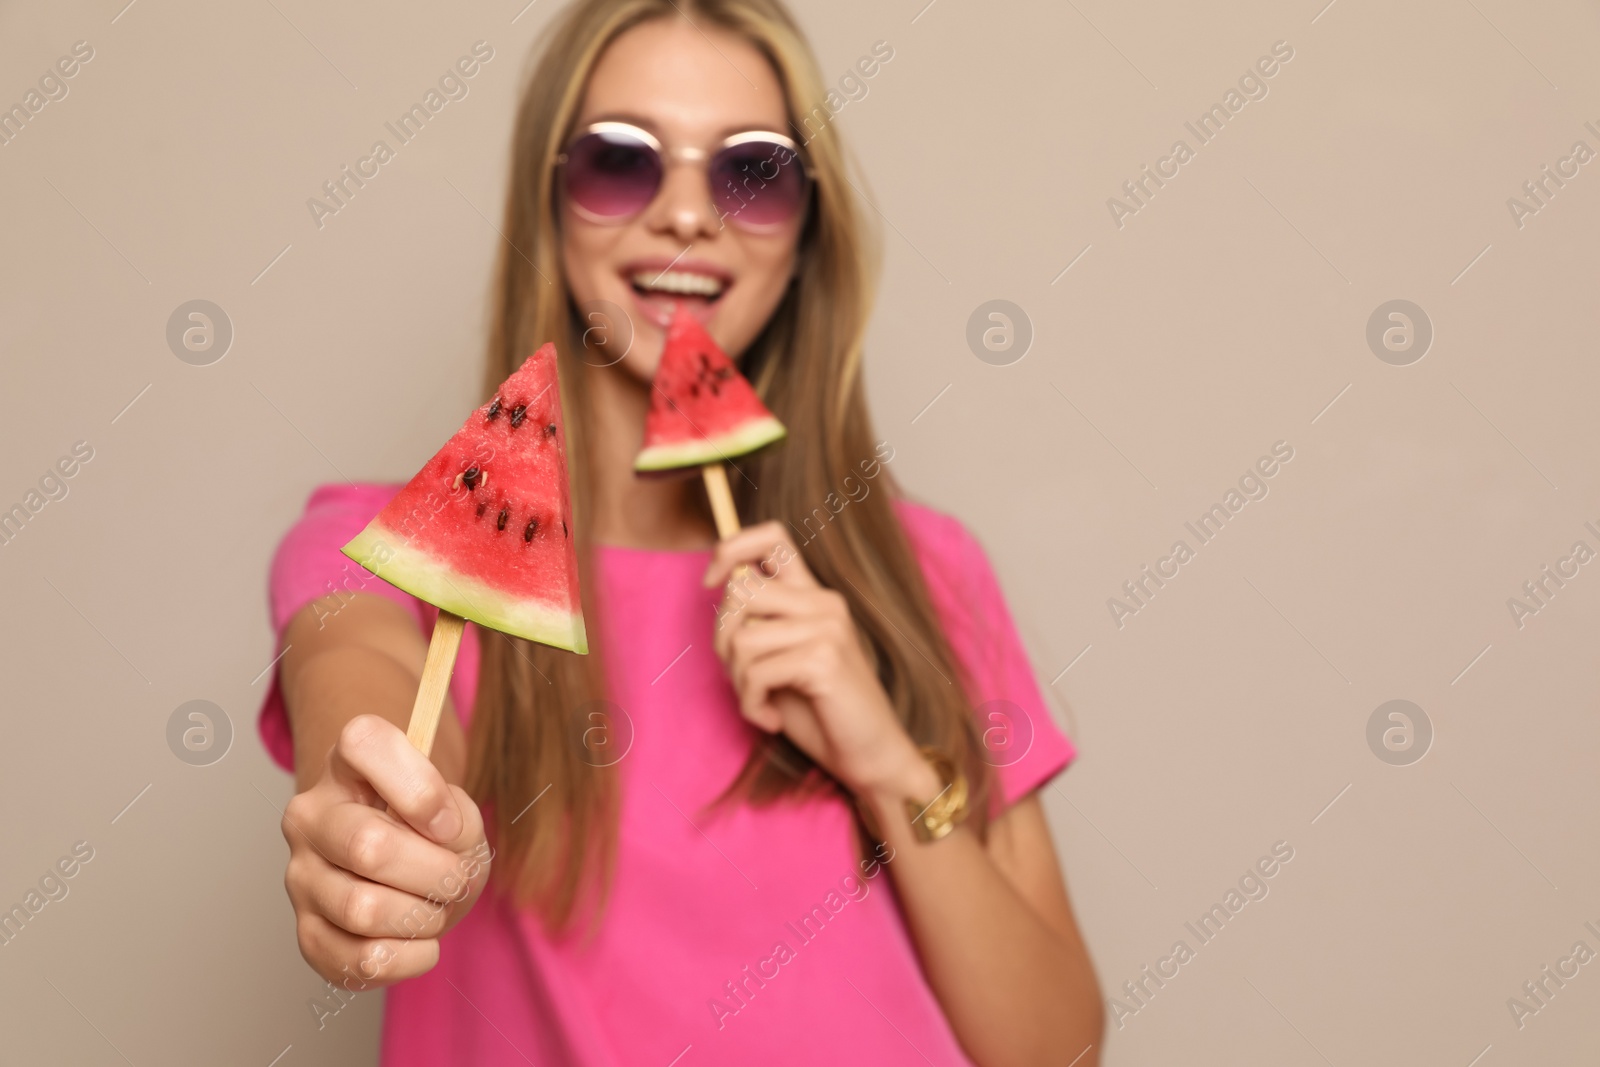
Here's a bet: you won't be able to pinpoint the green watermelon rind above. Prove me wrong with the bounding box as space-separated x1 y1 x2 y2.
341 522 588 655
633 414 788 472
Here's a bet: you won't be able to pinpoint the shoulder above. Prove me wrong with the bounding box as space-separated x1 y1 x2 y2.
294 482 404 523
892 496 972 550
888 497 1078 809
273 482 401 552
890 496 993 603
889 496 1016 660
266 482 404 627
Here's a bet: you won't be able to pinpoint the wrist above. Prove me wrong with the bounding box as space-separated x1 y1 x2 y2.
854 742 945 831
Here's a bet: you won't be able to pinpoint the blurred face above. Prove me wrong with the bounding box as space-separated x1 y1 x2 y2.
559 17 805 381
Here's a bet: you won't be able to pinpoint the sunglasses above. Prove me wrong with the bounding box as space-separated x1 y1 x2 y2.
556 121 812 231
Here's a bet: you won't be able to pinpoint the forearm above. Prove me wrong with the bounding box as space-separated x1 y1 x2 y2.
860 761 1103 1066
280 608 467 791
702 527 1101 1058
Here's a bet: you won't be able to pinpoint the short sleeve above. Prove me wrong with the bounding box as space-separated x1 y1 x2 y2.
896 501 1078 818
256 482 426 772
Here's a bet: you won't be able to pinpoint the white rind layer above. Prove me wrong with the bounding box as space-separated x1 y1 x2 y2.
342 524 588 654
634 415 787 472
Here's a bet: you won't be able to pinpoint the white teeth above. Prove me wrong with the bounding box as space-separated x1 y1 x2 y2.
631 270 724 298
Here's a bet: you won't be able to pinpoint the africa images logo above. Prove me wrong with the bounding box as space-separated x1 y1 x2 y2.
1108 841 1295 1029
1105 40 1296 229
1106 441 1295 629
305 42 495 230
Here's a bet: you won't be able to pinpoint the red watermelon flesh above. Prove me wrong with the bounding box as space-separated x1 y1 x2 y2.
634 304 786 472
342 342 586 653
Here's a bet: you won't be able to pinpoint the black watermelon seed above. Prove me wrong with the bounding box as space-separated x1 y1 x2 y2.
523 518 538 542
462 466 481 490
475 502 487 518
486 397 502 420
561 519 569 537
496 506 509 531
510 404 527 428
544 423 557 438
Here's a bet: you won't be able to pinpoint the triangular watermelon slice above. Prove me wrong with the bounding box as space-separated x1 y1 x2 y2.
341 342 587 653
634 305 787 472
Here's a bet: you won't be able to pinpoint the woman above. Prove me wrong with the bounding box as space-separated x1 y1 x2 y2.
262 0 1104 1063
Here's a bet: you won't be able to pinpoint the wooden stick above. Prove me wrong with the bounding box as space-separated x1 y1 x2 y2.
701 462 742 540
701 460 811 744
701 461 754 589
406 610 465 756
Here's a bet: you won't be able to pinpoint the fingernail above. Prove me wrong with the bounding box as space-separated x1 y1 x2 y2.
429 806 462 841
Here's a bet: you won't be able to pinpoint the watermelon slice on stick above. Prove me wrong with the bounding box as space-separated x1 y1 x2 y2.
635 304 786 541
341 342 586 755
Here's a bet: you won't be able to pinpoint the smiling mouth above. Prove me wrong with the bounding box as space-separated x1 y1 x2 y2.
629 269 726 302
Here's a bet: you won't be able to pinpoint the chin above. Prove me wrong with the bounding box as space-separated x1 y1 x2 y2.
616 324 667 383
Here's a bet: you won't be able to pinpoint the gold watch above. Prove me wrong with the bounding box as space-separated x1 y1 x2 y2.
904 747 970 842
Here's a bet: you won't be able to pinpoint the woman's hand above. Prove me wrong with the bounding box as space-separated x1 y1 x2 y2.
281 714 491 990
705 522 935 803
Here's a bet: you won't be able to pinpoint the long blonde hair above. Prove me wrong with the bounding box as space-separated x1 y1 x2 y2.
467 0 993 934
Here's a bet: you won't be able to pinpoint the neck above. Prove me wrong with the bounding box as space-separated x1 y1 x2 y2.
580 358 718 551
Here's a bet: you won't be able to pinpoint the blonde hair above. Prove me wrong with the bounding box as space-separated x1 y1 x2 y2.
467 0 993 934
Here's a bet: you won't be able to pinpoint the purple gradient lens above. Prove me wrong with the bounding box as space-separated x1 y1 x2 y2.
561 129 663 220
710 141 809 228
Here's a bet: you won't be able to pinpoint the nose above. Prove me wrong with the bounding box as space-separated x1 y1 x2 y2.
643 159 720 243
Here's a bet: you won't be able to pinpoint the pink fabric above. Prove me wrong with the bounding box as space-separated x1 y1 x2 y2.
259 483 1076 1066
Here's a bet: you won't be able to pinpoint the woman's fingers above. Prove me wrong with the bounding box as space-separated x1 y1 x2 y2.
731 651 834 766
737 645 827 727
714 581 854 658
294 909 441 988
725 618 814 690
280 716 492 991
734 679 785 733
305 802 469 900
289 848 454 941
716 578 822 634
729 616 813 657
329 715 476 848
714 583 810 658
703 521 814 591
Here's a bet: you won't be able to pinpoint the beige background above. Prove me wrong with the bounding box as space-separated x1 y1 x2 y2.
2 0 1597 1063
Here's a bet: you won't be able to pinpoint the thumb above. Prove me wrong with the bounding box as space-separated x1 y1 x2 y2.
329 715 465 845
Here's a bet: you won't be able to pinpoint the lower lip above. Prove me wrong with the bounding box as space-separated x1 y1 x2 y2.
627 285 723 329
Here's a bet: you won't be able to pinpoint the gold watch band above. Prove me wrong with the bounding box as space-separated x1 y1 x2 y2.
904 746 969 842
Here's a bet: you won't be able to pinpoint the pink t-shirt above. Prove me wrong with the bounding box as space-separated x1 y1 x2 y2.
259 483 1076 1066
